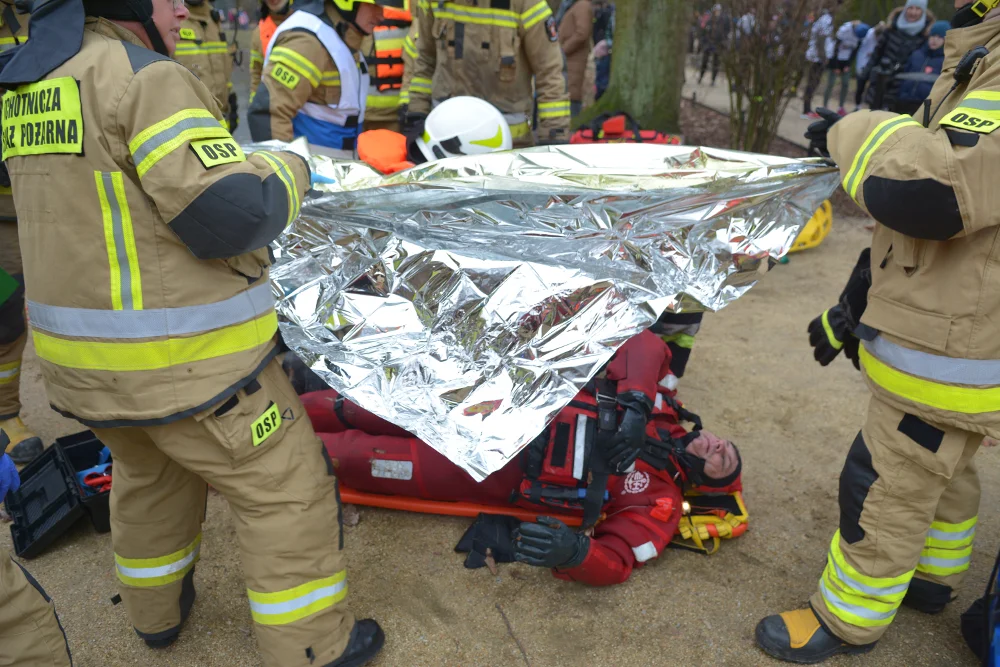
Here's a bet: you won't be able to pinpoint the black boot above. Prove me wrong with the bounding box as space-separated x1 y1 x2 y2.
756 607 876 664
141 568 196 649
902 577 953 614
325 619 385 667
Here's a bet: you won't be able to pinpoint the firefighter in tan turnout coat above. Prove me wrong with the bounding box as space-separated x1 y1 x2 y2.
0 0 384 665
757 3 1000 663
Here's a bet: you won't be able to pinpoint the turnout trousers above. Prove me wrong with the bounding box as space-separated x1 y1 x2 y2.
0 552 73 666
0 221 26 420
93 358 354 667
811 394 981 645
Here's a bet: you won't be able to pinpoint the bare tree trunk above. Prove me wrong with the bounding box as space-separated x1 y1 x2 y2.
576 0 686 133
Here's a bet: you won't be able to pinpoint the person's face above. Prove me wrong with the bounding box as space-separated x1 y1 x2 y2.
685 431 739 480
153 0 188 56
928 34 944 49
265 0 289 12
355 3 384 34
904 5 924 22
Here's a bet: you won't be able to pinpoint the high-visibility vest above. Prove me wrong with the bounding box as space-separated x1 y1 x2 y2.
265 10 370 150
365 8 411 113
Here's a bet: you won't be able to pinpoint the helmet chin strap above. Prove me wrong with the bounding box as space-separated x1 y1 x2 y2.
953 0 1000 28
125 0 170 56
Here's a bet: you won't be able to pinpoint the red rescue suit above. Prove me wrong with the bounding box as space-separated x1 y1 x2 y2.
303 332 732 586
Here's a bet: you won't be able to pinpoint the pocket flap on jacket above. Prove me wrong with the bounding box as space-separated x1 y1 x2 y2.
861 294 952 353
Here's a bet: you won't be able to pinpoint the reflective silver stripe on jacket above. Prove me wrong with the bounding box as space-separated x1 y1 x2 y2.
28 283 274 340
863 336 1000 386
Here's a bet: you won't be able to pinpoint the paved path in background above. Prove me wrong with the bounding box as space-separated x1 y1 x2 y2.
682 65 816 149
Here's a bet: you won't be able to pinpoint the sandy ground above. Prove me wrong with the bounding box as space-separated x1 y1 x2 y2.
4 215 991 667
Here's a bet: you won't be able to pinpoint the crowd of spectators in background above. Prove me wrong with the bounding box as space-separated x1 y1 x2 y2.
690 0 949 120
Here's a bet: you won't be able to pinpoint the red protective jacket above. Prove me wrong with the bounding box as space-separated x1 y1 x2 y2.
304 331 698 586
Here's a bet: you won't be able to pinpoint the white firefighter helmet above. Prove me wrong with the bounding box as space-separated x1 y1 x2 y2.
416 97 512 162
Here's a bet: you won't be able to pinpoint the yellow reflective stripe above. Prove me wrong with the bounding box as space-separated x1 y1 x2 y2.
916 544 973 576
538 101 571 119
115 534 201 588
509 121 531 140
843 116 920 201
417 0 430 9
251 49 264 66
366 93 401 109
0 360 20 385
33 312 277 372
929 516 978 535
96 172 123 312
660 333 696 349
860 346 1000 414
129 109 230 178
410 77 432 94
820 575 898 627
270 47 322 87
376 36 406 51
434 2 518 28
403 36 417 59
112 173 141 310
399 89 410 104
174 42 229 55
255 151 300 228
95 172 142 311
248 571 347 626
321 71 341 86
821 309 843 350
831 530 914 590
520 0 552 29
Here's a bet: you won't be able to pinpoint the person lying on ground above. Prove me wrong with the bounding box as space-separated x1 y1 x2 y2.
299 330 747 587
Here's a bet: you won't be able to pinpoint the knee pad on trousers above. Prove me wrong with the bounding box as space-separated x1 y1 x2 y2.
903 577 953 614
839 431 879 544
0 283 25 345
133 567 197 644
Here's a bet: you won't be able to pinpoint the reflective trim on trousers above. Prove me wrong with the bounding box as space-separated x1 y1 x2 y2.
116 534 201 587
926 516 977 548
247 571 347 626
917 545 973 576
28 283 274 340
0 360 19 385
819 578 898 627
818 530 913 628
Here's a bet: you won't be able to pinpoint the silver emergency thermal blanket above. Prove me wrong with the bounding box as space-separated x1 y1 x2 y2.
268 143 838 480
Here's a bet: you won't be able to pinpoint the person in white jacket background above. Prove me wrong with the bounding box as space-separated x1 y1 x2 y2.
802 8 833 118
853 23 877 111
822 20 864 115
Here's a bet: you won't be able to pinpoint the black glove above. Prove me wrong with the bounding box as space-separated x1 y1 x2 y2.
0 160 9 190
839 247 871 327
513 516 589 569
606 391 652 473
398 105 427 139
807 305 853 366
454 513 520 569
228 92 239 134
804 107 842 158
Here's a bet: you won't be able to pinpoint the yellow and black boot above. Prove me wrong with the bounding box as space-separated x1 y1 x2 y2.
1 416 43 465
755 607 876 664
